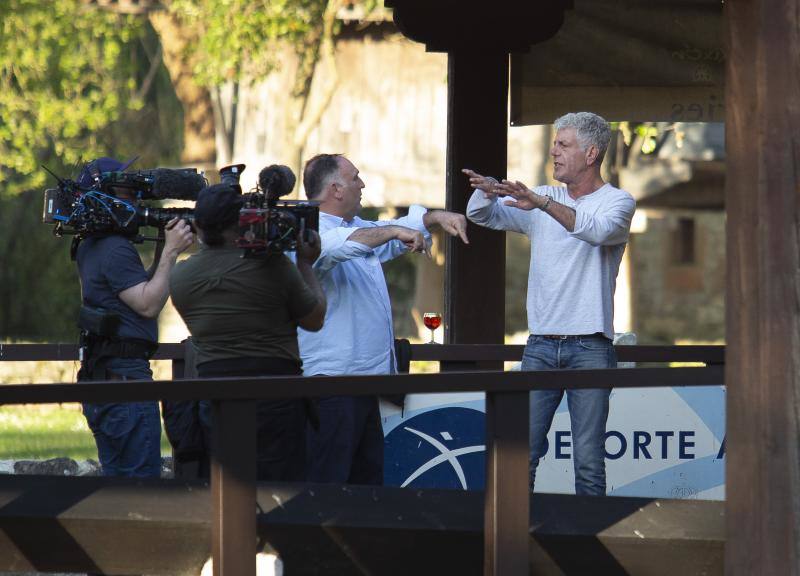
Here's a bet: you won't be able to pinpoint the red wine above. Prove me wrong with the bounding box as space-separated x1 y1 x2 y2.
423 315 442 330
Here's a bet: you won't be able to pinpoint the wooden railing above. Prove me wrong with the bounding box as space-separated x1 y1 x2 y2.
0 343 724 576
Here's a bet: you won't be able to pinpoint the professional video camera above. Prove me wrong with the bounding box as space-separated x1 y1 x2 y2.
230 164 320 256
42 157 206 242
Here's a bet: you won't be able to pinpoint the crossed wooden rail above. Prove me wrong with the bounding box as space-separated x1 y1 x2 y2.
0 343 724 576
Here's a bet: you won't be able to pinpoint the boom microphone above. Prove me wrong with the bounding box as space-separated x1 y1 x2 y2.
95 168 207 200
258 164 296 201
148 168 207 200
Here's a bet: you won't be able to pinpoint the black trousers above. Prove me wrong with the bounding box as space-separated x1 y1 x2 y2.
198 357 307 482
306 394 383 486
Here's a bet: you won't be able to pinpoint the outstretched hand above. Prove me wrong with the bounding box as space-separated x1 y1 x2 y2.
427 210 469 244
462 168 503 199
495 180 542 211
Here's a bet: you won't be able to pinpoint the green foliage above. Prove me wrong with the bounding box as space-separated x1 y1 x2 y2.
0 2 183 342
175 0 325 84
169 0 377 86
0 189 82 341
0 0 149 196
635 124 660 154
616 121 666 155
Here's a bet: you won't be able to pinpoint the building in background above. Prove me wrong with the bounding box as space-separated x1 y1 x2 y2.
164 14 725 349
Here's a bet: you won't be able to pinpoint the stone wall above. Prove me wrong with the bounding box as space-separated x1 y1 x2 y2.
631 210 726 344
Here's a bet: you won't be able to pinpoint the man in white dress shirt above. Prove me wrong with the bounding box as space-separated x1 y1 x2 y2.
299 153 469 485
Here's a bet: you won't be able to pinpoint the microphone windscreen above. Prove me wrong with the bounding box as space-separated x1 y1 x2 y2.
150 168 206 200
258 165 296 199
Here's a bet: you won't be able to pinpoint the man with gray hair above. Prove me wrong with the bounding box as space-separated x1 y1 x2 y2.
464 112 636 496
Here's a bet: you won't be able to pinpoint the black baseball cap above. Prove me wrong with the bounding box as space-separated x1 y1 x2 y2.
194 183 243 231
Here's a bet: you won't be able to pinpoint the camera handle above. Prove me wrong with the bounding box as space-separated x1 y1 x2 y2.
147 227 167 279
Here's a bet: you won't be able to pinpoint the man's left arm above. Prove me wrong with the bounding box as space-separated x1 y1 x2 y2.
120 219 194 318
495 181 635 246
570 195 637 246
495 180 577 231
359 205 430 262
367 205 469 262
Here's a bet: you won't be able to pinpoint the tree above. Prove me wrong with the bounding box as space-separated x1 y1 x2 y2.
146 6 217 167
85 0 379 182
0 0 183 340
0 0 379 340
165 0 377 188
1 0 149 195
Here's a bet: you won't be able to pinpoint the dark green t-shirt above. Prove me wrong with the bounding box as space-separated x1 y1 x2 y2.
170 247 318 367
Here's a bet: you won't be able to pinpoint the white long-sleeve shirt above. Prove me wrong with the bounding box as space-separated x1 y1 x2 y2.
298 206 431 376
467 183 635 339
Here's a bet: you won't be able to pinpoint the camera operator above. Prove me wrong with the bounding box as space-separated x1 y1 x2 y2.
169 183 326 481
76 157 194 478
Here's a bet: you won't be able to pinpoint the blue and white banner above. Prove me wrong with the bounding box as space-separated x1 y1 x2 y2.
381 386 725 500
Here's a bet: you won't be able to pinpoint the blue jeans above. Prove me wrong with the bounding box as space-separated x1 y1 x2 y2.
522 334 616 496
82 358 162 478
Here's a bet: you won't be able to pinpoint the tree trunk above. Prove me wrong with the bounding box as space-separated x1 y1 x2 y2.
283 0 341 196
148 9 216 168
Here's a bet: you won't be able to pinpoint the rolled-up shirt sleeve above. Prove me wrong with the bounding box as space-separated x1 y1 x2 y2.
395 204 429 234
570 194 636 246
366 204 432 263
314 227 374 275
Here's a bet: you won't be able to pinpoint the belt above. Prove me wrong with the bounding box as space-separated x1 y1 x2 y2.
539 332 606 340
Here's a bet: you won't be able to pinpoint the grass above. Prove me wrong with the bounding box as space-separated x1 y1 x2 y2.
0 403 171 461
0 356 175 461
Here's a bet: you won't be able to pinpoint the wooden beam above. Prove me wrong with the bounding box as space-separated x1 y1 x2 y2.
0 476 210 575
725 1 800 574
0 476 724 576
211 400 257 576
385 0 567 350
444 48 508 349
484 391 529 575
0 343 725 364
0 366 725 405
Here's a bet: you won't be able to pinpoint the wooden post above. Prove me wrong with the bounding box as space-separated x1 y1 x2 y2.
484 391 530 576
366 5 568 575
444 48 508 348
725 1 800 574
444 52 524 573
211 400 257 576
385 1 567 349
